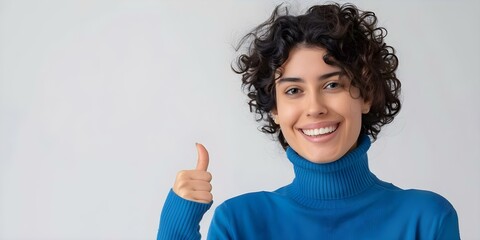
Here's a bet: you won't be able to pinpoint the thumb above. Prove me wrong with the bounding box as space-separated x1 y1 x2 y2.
195 143 209 171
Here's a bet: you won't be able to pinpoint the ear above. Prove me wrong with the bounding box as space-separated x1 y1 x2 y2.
270 110 279 124
362 99 372 114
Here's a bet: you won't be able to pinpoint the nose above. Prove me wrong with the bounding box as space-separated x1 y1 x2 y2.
306 92 327 117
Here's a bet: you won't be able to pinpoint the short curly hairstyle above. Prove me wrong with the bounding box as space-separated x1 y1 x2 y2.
233 3 401 150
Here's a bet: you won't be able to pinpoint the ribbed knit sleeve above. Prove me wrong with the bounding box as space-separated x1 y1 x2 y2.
157 189 212 240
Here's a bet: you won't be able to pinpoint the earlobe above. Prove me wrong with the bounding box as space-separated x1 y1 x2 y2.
272 114 279 124
270 110 279 124
362 107 370 114
274 117 279 124
362 101 372 114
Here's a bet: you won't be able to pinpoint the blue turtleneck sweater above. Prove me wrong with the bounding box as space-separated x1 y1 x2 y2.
157 135 460 239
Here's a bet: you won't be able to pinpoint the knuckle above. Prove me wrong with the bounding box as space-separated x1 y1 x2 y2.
205 172 213 181
206 192 213 201
176 170 188 179
174 180 186 190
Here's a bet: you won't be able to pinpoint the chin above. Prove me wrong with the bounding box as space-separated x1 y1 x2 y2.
304 150 342 164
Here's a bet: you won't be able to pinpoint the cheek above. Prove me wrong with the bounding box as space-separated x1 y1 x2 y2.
277 102 301 125
346 101 365 126
348 102 363 115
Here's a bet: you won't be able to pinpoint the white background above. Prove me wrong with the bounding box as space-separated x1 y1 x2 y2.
1 0 479 239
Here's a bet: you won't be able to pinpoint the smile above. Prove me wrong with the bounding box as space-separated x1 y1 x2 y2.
301 124 338 137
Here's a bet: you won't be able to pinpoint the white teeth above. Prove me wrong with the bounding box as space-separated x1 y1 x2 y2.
302 125 337 136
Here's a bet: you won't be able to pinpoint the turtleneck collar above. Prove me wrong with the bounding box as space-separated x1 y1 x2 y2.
285 134 376 204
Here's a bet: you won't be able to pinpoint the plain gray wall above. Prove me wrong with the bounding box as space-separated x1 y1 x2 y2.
0 0 479 239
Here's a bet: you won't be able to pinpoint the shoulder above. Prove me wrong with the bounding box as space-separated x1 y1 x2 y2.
209 191 292 238
373 180 455 210
400 189 454 210
220 191 283 208
214 190 290 217
371 184 459 236
371 180 457 218
387 188 457 220
397 189 459 238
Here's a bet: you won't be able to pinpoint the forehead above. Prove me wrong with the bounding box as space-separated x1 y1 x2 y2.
280 46 341 76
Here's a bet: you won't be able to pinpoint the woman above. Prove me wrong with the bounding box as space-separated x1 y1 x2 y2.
157 3 460 239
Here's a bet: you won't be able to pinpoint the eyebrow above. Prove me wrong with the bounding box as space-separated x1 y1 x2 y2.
276 71 343 84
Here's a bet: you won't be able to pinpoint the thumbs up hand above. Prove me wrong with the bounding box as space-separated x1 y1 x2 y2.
172 143 213 204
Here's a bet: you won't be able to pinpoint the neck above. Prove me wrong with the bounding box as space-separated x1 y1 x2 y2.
286 134 375 202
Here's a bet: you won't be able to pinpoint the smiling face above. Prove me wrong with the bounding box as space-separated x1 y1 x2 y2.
272 46 371 163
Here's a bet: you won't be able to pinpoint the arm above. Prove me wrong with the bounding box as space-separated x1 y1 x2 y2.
157 189 212 240
157 143 213 240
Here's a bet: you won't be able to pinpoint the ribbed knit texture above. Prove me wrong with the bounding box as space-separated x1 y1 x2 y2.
157 135 460 239
285 134 376 208
157 189 211 240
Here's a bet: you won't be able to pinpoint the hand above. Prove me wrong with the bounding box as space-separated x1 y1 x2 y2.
172 143 213 204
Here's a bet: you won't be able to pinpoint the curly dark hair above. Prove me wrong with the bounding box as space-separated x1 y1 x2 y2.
233 3 401 150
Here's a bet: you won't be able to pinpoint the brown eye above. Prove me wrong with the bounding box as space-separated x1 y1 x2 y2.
325 82 341 89
285 87 301 95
